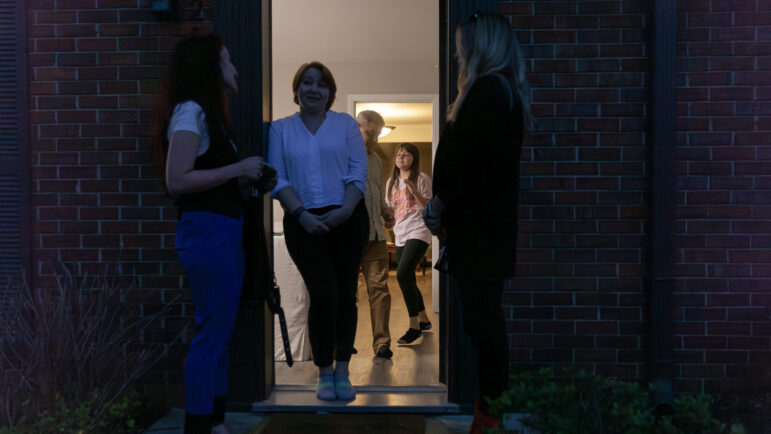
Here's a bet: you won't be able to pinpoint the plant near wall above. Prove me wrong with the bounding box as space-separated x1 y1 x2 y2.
485 368 746 434
0 267 187 432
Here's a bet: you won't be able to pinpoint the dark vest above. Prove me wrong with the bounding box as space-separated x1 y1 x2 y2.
176 122 242 219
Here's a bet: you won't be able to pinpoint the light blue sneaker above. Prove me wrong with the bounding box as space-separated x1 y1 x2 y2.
334 374 356 401
316 375 336 401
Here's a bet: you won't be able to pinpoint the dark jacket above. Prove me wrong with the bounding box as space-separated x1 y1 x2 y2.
432 74 523 279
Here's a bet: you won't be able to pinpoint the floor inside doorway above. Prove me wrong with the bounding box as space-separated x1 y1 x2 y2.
275 270 439 386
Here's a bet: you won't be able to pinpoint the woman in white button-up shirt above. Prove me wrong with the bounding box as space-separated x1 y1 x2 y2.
268 61 369 402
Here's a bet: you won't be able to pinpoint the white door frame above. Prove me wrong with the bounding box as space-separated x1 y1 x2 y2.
348 93 441 313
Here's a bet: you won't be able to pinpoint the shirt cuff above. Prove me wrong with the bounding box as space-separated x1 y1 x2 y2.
343 177 367 198
270 179 291 198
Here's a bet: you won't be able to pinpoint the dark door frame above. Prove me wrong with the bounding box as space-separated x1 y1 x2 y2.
217 0 498 411
214 0 274 410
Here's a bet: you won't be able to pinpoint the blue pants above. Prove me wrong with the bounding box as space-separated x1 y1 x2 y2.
176 211 244 415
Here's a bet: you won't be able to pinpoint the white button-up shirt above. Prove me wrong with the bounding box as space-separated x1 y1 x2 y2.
268 111 368 209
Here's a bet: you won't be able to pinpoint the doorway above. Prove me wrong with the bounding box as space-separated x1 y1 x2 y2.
217 0 493 412
266 0 444 409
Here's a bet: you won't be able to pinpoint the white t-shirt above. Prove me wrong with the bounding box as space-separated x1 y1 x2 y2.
385 172 433 246
167 101 210 156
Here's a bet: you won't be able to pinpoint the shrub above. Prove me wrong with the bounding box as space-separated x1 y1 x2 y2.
0 267 187 432
486 368 746 434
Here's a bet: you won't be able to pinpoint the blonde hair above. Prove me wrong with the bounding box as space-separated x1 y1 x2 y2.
448 13 530 124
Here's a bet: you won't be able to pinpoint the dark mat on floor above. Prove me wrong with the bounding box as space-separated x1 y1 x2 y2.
254 413 427 433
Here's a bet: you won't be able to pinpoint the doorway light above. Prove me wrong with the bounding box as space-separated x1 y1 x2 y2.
379 126 396 138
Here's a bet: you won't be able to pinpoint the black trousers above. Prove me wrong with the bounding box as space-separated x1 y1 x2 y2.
453 274 509 412
283 201 369 367
395 239 429 317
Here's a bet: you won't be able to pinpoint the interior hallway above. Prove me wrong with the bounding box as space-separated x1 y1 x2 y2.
275 270 439 386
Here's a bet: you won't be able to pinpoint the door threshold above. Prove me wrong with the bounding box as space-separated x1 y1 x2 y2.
254 384 458 414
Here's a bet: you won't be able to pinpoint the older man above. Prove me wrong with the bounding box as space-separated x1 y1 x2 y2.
356 110 396 359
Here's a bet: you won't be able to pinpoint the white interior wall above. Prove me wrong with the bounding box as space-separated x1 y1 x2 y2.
271 63 438 223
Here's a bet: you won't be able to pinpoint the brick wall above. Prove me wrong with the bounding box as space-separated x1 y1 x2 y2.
502 0 650 381
501 0 771 394
26 0 212 389
674 0 771 393
22 0 770 400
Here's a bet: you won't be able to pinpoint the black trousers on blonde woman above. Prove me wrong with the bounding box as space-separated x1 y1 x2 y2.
453 274 509 414
283 201 369 367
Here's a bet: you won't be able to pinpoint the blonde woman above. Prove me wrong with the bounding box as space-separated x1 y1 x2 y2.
423 12 529 433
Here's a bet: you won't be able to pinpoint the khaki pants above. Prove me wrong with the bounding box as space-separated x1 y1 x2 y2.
360 240 391 353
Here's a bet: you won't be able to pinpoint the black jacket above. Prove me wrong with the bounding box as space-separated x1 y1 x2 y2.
433 75 523 279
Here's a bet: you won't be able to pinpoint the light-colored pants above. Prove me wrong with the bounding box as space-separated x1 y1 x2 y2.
360 240 391 353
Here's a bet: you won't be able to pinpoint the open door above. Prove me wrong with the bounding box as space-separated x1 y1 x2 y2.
214 0 275 410
218 0 499 412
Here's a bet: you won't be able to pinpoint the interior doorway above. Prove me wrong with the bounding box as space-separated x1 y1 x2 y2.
267 0 442 401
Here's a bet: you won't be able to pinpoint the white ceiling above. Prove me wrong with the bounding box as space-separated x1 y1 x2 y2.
272 0 439 65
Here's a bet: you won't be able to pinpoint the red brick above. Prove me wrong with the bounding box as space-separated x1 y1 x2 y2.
41 235 80 248
688 72 732 86
712 0 755 12
97 110 138 123
556 15 597 29
119 37 159 50
600 43 643 57
58 52 96 66
510 15 555 30
99 81 138 94
576 1 619 14
79 95 118 108
36 10 77 24
80 123 119 137
686 191 730 204
734 72 771 86
715 27 755 42
77 38 117 51
498 1 532 14
55 110 94 124
36 68 76 80
77 9 117 23
735 42 771 56
97 0 138 6
735 162 771 175
734 12 771 26
59 81 98 95
39 124 79 138
689 42 732 56
30 24 56 38
556 44 598 58
677 87 709 101
35 38 75 52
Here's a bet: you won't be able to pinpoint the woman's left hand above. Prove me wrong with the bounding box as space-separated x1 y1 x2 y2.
318 207 352 229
